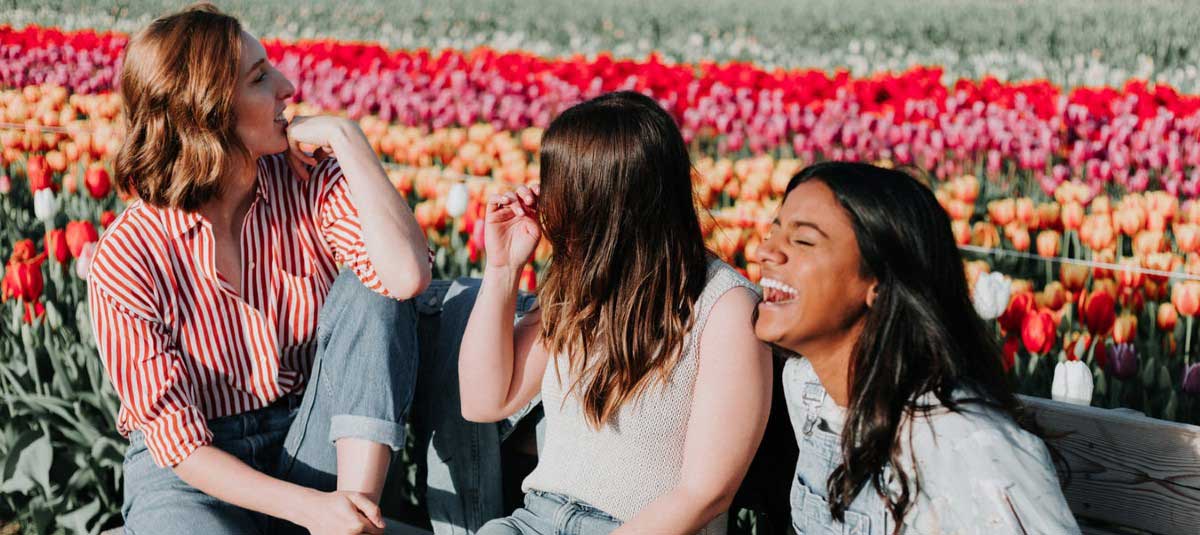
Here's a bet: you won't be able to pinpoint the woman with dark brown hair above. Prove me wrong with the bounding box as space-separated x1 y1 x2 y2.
87 4 430 534
458 91 773 534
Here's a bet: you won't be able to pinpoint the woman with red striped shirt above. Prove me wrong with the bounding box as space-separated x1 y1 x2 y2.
87 5 430 534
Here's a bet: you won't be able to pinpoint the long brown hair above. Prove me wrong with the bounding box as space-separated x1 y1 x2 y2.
114 3 248 210
538 91 711 429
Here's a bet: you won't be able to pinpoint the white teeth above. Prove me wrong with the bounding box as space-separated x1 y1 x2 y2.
759 277 798 301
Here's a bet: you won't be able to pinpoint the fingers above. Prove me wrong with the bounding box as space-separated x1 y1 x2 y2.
345 492 385 531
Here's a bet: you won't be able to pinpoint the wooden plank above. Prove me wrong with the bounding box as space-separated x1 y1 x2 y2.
1021 396 1200 535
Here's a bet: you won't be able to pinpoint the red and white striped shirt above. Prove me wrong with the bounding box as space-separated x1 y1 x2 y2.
88 155 404 467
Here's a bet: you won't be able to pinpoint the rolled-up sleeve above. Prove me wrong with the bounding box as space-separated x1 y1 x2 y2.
88 281 211 468
311 158 398 298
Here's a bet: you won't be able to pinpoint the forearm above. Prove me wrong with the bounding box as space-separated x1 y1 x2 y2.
328 121 431 297
615 486 730 534
458 265 523 421
172 445 318 526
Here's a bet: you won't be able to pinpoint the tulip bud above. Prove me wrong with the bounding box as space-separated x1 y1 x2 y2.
1036 230 1060 258
520 264 537 293
75 242 97 280
1106 343 1138 381
1158 302 1179 331
1183 363 1200 395
1052 360 1094 406
1172 281 1200 317
25 154 53 193
33 188 58 222
1061 202 1084 231
1021 309 1056 354
84 163 112 199
987 199 1015 227
1060 263 1088 293
1081 289 1116 335
446 182 469 218
972 272 1011 320
44 229 68 264
100 210 116 228
1007 224 1031 252
65 220 99 258
1112 314 1137 344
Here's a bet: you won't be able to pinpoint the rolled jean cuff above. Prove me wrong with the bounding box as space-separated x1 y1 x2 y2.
328 414 407 451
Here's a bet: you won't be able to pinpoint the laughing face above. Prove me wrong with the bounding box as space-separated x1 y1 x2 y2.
754 179 876 356
233 31 295 159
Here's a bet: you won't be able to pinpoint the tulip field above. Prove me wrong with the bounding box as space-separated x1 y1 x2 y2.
5 1 1200 533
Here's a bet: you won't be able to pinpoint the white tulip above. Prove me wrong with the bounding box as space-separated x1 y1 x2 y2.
446 182 469 218
972 271 1012 320
33 188 58 223
1051 360 1094 406
75 242 96 280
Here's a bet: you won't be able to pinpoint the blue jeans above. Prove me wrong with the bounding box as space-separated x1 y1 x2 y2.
120 273 539 534
121 270 420 534
476 491 621 535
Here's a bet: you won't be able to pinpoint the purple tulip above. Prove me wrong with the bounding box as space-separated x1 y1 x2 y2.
1106 343 1139 381
1184 364 1200 396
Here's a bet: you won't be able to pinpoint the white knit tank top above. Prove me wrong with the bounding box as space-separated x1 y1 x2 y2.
521 259 760 534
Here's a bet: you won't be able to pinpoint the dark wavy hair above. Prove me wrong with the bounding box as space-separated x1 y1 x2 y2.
785 162 1043 532
537 91 710 429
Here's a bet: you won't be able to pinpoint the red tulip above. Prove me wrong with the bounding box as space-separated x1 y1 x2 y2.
998 291 1035 333
1 261 44 303
84 163 112 199
100 210 116 228
25 154 54 193
65 220 99 259
520 264 537 292
23 301 46 324
1021 308 1056 354
9 239 43 265
44 229 68 264
1080 289 1117 335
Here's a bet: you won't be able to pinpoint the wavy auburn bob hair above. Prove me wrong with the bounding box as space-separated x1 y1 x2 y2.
537 91 711 429
114 3 249 211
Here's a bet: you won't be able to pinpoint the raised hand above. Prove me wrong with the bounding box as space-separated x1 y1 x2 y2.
485 184 541 271
284 115 356 180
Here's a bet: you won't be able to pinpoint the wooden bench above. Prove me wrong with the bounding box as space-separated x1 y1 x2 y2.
1022 396 1200 535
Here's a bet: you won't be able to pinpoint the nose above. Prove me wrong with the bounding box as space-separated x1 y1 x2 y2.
278 75 295 101
757 231 785 265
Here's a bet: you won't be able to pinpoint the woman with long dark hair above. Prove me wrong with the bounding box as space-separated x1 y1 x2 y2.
458 91 772 534
754 162 1078 533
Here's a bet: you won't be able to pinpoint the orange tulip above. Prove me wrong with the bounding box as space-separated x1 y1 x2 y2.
1175 223 1200 254
1171 281 1200 317
1116 258 1144 291
1016 198 1037 227
1147 211 1168 233
1061 202 1084 231
952 175 980 203
1158 302 1179 331
1005 224 1030 252
945 199 972 221
1036 230 1060 258
1113 314 1138 343
1092 277 1119 300
1090 195 1112 215
1036 281 1068 312
1146 191 1179 222
951 220 970 246
963 260 991 288
1133 230 1167 257
1091 249 1116 280
1060 263 1089 294
1037 202 1061 231
988 199 1016 227
1115 206 1145 236
1181 200 1200 225
1118 287 1145 314
1142 252 1178 283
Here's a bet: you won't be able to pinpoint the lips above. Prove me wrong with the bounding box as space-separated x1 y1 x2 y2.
759 277 799 304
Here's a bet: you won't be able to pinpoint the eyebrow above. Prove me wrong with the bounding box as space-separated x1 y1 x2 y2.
772 218 829 238
244 58 266 77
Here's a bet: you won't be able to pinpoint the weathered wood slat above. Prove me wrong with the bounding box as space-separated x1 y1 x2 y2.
1021 396 1200 535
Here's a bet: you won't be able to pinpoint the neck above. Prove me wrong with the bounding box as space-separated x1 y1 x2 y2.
198 156 257 231
798 320 865 408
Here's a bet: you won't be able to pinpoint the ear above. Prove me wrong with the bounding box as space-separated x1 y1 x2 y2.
865 282 880 308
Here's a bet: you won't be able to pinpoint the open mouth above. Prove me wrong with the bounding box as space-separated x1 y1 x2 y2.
274 109 288 127
759 277 799 304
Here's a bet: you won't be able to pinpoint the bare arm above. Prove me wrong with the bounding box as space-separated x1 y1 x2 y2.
289 116 431 298
614 287 772 533
459 184 549 422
